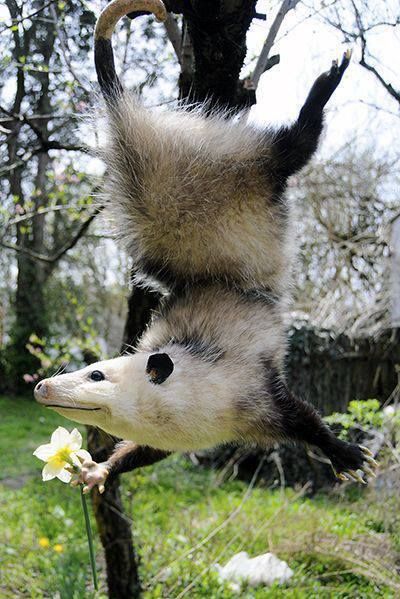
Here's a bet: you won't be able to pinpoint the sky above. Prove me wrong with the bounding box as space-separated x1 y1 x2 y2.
246 1 399 156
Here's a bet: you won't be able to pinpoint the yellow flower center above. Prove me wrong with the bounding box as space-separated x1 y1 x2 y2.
48 446 74 467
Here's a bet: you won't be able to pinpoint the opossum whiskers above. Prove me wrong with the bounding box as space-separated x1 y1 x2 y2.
50 362 69 378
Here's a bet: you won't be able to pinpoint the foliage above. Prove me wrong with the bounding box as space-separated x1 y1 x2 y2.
0 395 399 597
25 292 104 379
325 399 384 437
325 399 400 476
325 399 400 443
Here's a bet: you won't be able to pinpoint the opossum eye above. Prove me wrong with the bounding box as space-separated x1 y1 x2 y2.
146 353 174 384
89 370 105 382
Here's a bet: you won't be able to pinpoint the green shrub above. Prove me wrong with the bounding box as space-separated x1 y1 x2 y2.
325 399 384 438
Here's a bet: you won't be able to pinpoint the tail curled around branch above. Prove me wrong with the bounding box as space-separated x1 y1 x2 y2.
94 0 167 101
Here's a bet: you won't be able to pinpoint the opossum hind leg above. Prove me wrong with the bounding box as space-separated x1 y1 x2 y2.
299 50 352 125
267 368 378 483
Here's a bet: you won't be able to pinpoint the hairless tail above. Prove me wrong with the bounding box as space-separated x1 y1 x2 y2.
94 0 167 101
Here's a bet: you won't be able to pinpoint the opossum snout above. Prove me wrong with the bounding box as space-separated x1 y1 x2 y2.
34 380 49 402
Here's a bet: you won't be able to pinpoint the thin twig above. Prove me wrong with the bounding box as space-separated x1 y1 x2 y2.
164 13 182 64
0 0 55 34
0 207 102 264
251 0 300 90
49 4 91 94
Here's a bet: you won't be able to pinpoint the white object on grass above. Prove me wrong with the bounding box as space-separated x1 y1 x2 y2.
215 551 293 589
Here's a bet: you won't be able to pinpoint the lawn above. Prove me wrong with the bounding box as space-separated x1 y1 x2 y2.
0 395 399 598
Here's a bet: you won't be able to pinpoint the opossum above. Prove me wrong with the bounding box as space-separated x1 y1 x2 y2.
34 0 377 490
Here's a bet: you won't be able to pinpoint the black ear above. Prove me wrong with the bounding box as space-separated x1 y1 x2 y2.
146 353 174 384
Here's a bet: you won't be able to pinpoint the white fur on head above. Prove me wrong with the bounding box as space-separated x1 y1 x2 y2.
34 351 242 452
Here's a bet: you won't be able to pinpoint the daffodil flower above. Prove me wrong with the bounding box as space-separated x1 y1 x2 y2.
33 427 91 483
34 427 98 590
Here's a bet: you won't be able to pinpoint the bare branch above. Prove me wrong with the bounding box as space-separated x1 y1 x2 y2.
164 13 182 64
40 140 86 152
49 4 91 95
0 240 54 262
50 206 103 263
0 102 46 140
251 0 300 90
359 52 400 104
0 0 54 34
4 203 95 229
0 103 85 170
323 0 400 106
0 112 79 125
0 140 86 177
0 207 102 264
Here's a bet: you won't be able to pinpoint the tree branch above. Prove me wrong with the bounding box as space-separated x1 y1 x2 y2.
324 0 400 107
0 207 102 264
0 0 54 34
49 4 91 95
51 206 102 263
0 140 86 176
164 12 182 64
359 55 400 105
251 0 300 90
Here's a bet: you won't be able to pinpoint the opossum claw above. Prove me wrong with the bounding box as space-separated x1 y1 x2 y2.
348 469 367 484
361 446 379 469
363 465 376 479
359 445 373 457
335 444 378 484
364 455 379 468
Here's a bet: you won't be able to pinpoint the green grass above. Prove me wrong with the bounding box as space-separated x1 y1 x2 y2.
0 395 399 598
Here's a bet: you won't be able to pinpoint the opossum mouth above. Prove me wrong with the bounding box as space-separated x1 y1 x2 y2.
45 404 101 411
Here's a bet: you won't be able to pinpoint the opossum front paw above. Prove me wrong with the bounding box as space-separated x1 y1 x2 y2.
70 459 110 494
330 443 378 484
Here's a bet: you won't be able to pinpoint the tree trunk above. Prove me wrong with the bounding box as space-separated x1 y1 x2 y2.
87 427 141 598
6 1 55 392
391 215 400 328
9 152 50 391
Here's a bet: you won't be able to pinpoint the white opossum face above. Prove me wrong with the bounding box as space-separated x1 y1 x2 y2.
34 351 238 451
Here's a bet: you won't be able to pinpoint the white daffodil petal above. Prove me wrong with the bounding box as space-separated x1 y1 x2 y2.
42 462 63 481
51 427 70 448
57 468 72 483
75 449 92 463
33 443 55 461
69 428 83 450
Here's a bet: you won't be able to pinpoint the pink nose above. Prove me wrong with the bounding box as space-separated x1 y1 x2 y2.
34 380 49 401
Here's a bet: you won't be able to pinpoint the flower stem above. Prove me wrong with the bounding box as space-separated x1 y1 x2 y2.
80 486 98 591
